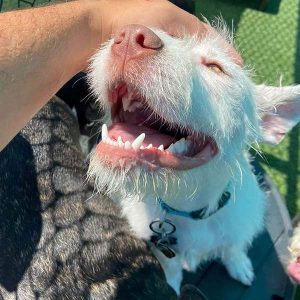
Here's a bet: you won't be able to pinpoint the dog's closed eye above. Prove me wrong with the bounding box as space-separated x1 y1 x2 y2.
206 63 224 74
200 57 225 74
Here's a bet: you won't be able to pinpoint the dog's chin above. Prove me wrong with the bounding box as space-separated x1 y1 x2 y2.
88 151 217 201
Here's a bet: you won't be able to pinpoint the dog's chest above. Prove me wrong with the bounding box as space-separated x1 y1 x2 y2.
118 177 266 262
120 198 231 255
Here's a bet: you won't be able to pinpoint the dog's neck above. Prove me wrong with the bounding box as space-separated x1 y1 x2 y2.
159 169 231 212
116 156 245 214
111 154 251 216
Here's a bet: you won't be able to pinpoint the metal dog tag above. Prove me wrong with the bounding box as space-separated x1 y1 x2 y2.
149 219 177 258
156 239 176 258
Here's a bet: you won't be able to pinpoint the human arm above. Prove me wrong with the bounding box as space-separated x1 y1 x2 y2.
0 1 95 151
0 0 239 151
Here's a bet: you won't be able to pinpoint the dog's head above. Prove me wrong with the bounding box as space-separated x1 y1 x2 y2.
87 23 300 200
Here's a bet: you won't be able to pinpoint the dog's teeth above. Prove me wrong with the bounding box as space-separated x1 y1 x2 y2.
124 141 131 149
132 133 145 150
122 91 135 112
146 144 153 149
158 145 164 151
167 143 175 153
167 139 189 154
122 95 131 112
140 146 145 149
102 124 108 140
117 136 124 148
108 140 116 146
176 142 187 154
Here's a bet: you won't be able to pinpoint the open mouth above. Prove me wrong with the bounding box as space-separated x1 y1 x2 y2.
96 83 218 170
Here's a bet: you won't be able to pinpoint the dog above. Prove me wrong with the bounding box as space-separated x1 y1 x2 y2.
287 217 300 284
87 23 300 294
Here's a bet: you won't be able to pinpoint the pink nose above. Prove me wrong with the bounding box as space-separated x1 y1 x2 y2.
112 24 163 60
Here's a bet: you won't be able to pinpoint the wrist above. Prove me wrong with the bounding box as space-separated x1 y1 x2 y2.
64 1 103 73
55 0 106 75
84 0 110 66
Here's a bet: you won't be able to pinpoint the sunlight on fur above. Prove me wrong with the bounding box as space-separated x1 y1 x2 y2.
87 18 300 293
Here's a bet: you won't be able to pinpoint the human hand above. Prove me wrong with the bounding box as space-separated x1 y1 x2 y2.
86 0 242 66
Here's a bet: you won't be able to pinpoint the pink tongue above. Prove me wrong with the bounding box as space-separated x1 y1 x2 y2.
108 123 176 148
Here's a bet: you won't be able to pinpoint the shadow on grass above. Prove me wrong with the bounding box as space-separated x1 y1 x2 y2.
195 0 281 32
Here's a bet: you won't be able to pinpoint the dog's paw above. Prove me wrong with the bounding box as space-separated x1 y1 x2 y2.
225 252 254 286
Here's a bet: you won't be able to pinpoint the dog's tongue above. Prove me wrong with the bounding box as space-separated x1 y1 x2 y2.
288 262 300 284
108 123 176 148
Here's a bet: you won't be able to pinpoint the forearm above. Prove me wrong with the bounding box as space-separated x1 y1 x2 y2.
0 1 100 150
0 0 226 151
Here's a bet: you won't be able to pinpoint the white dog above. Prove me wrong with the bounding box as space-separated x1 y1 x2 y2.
87 23 300 294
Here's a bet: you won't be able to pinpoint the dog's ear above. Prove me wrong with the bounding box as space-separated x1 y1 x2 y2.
255 84 300 145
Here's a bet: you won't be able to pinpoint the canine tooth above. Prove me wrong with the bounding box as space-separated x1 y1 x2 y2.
176 142 187 154
122 95 131 112
132 133 145 150
167 143 175 153
102 124 108 140
124 141 131 149
140 146 145 149
146 144 153 149
158 145 164 151
168 140 188 154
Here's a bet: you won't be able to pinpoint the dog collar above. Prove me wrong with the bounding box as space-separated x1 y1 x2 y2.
149 189 231 258
157 190 231 220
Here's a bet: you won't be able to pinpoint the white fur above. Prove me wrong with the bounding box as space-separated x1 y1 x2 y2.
289 224 300 263
87 25 300 293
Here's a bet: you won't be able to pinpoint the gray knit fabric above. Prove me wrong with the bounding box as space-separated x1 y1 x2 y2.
0 97 176 300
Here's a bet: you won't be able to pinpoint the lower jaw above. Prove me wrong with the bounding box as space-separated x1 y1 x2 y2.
96 141 217 171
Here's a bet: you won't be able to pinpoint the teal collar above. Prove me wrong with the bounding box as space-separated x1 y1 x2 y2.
157 191 231 220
